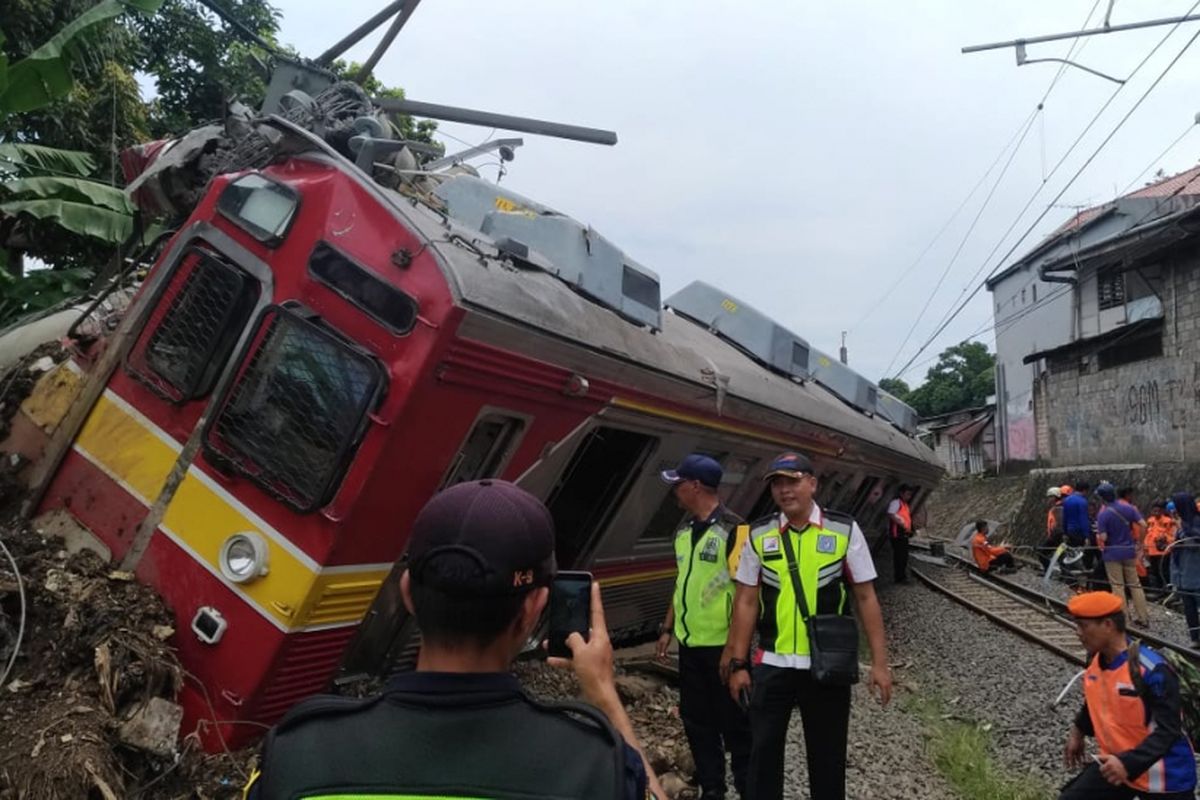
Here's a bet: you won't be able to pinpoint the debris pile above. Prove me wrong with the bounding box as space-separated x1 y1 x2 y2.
0 523 253 799
513 659 699 799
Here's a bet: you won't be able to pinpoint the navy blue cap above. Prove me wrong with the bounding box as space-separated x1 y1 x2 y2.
661 454 723 489
763 451 814 480
408 480 558 595
1096 482 1116 502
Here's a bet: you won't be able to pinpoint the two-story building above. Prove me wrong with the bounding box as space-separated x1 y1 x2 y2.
987 166 1200 466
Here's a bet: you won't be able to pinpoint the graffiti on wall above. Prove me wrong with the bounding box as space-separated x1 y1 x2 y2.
1123 380 1161 426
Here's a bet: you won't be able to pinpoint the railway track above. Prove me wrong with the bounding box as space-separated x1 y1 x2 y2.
911 560 1087 665
909 540 1200 667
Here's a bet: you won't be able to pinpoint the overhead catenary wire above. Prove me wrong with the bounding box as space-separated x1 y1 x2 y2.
893 2 1200 379
1118 121 1198 196
872 0 1103 370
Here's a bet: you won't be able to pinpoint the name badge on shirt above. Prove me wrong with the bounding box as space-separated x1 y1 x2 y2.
817 534 837 554
762 535 782 561
699 537 720 563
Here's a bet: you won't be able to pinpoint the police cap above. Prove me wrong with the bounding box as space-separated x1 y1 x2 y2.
763 451 814 480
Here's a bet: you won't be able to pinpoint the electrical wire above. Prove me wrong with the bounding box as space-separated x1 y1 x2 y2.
847 108 1039 333
872 0 1103 367
882 110 1041 375
893 3 1200 379
0 534 26 690
1117 121 1198 195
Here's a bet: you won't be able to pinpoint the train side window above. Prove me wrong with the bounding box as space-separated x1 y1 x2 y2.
746 485 777 523
309 241 418 335
126 248 260 403
440 413 526 489
638 494 687 543
848 475 880 516
203 306 385 512
545 427 657 567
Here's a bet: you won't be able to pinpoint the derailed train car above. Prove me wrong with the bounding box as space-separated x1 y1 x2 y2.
29 115 939 749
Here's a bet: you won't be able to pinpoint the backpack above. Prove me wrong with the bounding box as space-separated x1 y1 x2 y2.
1127 640 1200 746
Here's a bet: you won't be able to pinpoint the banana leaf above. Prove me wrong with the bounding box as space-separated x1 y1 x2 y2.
0 143 97 177
0 197 132 244
0 0 164 115
3 176 133 213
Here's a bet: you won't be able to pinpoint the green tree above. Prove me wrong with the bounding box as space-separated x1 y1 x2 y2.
877 377 911 400
902 341 995 418
128 0 281 136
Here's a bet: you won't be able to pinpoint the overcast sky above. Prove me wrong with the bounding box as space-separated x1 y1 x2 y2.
272 0 1200 385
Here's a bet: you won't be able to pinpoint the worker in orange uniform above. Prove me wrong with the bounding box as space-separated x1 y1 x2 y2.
886 484 914 583
1061 592 1196 799
1143 500 1175 597
971 519 1016 573
1041 486 1068 569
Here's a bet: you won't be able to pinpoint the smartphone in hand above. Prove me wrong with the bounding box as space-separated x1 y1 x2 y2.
548 570 592 658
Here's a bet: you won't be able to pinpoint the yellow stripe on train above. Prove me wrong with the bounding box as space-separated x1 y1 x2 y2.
73 391 387 631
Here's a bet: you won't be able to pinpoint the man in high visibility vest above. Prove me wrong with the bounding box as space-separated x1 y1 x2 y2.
720 452 892 800
655 454 750 799
886 484 914 583
1061 591 1196 799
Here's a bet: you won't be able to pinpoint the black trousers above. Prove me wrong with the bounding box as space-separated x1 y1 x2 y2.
746 664 851 800
986 552 1015 571
678 644 750 799
1059 763 1194 799
891 535 909 582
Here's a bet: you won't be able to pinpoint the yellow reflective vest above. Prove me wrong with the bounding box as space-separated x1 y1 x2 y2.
671 508 745 646
749 512 853 657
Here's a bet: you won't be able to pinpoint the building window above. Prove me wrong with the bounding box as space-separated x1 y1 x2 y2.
1098 271 1126 311
1032 284 1037 303
1021 289 1026 305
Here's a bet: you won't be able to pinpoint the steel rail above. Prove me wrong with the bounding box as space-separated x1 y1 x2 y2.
911 538 1200 665
911 563 1088 666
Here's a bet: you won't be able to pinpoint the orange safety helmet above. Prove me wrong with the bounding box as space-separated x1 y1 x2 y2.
1060 485 1073 496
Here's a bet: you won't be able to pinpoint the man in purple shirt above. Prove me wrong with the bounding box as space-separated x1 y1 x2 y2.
1095 483 1150 627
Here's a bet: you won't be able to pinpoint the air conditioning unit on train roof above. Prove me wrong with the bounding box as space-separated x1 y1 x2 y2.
663 281 810 380
875 389 919 435
433 175 662 330
807 349 878 415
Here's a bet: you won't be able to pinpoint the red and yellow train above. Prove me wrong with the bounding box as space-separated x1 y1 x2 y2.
29 116 940 749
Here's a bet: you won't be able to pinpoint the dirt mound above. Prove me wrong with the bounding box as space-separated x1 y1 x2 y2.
0 522 254 799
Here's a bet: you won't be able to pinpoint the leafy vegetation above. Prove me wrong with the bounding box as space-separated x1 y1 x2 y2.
903 692 1053 800
882 341 995 418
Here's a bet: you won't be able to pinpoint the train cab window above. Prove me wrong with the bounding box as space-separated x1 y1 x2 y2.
717 455 754 505
203 306 385 512
217 173 299 246
127 248 260 402
545 427 657 567
309 242 418 334
638 493 687 543
822 472 850 511
439 413 525 489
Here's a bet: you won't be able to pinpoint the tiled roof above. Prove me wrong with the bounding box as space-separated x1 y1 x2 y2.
1046 163 1200 238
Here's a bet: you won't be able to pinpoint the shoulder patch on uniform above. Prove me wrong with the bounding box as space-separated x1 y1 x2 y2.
816 534 838 554
821 511 855 536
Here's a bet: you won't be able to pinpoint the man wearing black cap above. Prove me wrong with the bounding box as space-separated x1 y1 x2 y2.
246 480 663 800
655 454 750 799
721 452 892 800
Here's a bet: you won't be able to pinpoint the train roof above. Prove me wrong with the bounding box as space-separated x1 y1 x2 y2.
284 128 940 475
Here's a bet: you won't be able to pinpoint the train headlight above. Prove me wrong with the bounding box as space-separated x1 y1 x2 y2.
219 533 269 583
